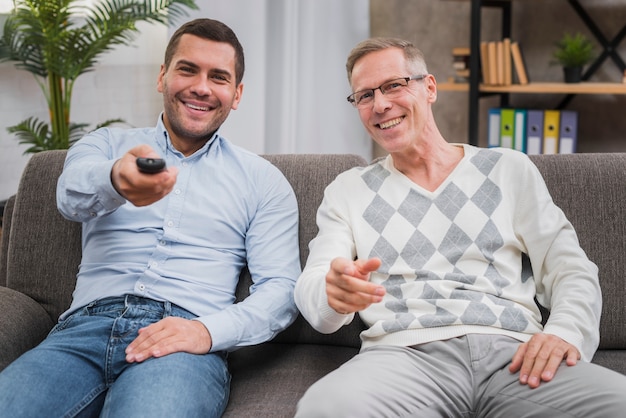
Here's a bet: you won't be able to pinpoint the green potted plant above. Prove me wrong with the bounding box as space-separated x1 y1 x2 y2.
552 32 595 83
0 0 197 154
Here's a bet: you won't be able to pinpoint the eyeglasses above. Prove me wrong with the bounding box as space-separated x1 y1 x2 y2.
347 75 428 107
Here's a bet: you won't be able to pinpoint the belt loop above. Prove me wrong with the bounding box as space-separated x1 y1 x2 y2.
164 300 172 318
124 294 131 308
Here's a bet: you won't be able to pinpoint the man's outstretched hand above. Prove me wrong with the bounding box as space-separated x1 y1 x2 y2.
326 257 385 314
111 144 178 207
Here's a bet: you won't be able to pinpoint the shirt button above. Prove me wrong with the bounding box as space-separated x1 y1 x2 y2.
167 221 174 227
159 240 166 246
138 284 146 291
89 212 97 217
174 189 181 195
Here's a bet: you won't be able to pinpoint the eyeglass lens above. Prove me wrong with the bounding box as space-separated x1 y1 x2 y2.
348 75 425 107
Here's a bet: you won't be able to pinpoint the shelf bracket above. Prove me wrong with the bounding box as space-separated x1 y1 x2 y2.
558 0 626 108
468 0 512 146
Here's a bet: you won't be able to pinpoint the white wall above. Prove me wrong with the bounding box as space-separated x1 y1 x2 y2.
0 21 168 201
181 0 371 155
0 1 370 201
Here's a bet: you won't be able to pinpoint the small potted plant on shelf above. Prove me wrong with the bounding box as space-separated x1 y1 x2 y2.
552 32 595 83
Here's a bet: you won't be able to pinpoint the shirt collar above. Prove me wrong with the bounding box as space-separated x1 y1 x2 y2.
155 113 221 159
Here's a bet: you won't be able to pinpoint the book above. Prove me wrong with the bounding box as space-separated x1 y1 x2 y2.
510 42 529 85
488 108 501 148
488 42 498 86
452 47 470 81
513 109 527 153
543 110 560 154
484 108 579 155
526 110 544 155
503 38 512 86
558 110 578 154
500 108 515 148
452 47 470 60
480 42 490 84
496 41 505 85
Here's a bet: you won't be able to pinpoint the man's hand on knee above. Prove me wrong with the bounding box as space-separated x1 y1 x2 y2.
125 317 213 363
509 333 580 389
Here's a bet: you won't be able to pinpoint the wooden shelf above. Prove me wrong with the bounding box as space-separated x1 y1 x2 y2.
438 82 626 94
456 0 626 145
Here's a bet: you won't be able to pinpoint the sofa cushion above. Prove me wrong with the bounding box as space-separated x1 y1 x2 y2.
224 343 358 417
529 153 626 350
237 154 369 347
6 151 370 346
4 151 80 323
0 286 55 370
0 195 14 288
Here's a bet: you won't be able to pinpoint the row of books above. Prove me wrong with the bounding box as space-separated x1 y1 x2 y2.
480 38 529 86
451 47 470 82
487 108 578 154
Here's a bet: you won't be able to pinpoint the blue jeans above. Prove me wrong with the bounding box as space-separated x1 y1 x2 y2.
0 295 230 417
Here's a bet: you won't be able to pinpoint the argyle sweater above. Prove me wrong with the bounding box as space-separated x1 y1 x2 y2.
295 145 601 361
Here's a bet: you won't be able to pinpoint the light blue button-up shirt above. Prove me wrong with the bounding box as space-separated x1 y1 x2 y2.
56 116 301 352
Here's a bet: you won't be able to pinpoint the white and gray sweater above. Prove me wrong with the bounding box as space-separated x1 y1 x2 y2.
295 144 601 361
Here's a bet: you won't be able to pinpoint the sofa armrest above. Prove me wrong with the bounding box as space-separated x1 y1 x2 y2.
0 286 55 371
0 195 15 287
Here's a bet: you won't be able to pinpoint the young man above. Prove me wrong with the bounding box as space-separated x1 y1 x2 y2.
294 37 626 417
0 19 300 417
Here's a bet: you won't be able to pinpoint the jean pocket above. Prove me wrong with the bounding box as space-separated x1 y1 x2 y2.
49 307 85 335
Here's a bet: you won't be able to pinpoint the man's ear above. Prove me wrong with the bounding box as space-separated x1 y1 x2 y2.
426 74 437 102
231 82 244 110
157 64 166 93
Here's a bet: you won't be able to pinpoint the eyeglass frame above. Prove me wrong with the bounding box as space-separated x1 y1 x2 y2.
346 74 428 107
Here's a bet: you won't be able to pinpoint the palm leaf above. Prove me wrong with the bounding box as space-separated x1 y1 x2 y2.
8 117 55 154
1 0 198 153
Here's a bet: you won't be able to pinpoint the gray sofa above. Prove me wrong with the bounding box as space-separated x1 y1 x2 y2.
1 150 625 417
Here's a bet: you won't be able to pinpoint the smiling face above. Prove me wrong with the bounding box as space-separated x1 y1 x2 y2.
350 47 436 155
157 34 243 155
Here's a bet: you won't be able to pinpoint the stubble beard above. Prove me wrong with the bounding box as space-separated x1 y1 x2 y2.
165 93 226 147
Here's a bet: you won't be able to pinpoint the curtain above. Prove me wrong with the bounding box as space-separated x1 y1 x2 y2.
179 0 372 159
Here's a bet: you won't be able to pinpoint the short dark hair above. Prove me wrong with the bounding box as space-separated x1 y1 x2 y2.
164 18 245 85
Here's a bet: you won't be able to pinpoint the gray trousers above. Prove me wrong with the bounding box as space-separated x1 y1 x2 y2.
295 334 626 417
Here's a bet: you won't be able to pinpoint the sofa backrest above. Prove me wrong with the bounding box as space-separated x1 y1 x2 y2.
2 150 625 351
529 153 626 350
2 150 81 322
0 195 14 287
240 154 369 348
0 150 369 347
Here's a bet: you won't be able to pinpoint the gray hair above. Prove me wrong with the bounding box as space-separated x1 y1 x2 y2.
346 37 428 83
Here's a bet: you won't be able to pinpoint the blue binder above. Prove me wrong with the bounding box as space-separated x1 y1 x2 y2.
525 110 544 155
513 109 527 153
558 111 578 154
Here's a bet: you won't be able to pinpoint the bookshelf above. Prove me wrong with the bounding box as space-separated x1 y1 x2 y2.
439 82 626 95
439 0 626 146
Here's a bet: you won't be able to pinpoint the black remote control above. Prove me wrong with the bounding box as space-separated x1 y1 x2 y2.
136 157 166 174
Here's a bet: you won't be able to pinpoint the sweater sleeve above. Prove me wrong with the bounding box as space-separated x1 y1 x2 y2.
294 175 358 334
514 155 601 362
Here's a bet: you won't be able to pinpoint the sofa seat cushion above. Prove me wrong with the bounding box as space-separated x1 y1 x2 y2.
224 343 359 417
592 350 626 376
0 286 55 370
